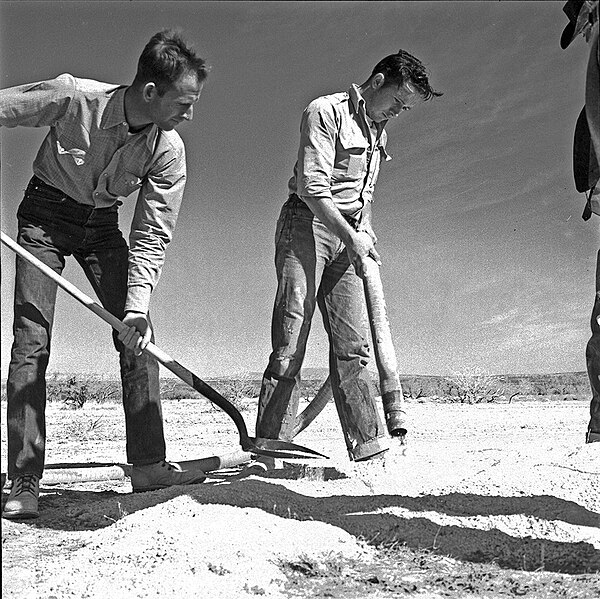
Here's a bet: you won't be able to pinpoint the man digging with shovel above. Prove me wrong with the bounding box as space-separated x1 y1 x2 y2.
251 50 441 470
1 29 210 519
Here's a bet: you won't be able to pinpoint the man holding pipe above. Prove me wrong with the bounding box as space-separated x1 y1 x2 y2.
254 50 441 466
1 30 209 519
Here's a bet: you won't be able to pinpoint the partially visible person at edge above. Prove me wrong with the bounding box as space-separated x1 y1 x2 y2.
561 0 600 443
251 50 442 469
0 29 210 520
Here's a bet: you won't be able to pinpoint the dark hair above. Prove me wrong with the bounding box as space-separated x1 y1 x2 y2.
134 29 210 95
370 49 442 100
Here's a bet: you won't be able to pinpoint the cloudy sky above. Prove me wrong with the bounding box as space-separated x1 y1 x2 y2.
1 1 597 379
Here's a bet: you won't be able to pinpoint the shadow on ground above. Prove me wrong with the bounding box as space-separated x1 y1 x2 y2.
2 469 599 574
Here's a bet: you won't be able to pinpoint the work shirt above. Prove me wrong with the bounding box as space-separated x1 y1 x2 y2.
288 84 391 216
0 73 187 313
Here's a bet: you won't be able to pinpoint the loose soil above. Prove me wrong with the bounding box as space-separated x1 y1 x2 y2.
1 395 599 598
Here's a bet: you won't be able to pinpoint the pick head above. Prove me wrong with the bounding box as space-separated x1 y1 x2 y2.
244 437 328 460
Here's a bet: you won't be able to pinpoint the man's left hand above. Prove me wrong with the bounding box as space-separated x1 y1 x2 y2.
120 312 153 355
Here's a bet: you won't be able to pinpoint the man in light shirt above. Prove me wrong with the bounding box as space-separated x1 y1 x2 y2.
1 29 209 519
254 50 441 466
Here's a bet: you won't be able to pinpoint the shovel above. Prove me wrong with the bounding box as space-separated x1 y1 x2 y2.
1 231 326 461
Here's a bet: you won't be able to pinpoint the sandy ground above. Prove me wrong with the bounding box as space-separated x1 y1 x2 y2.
1 396 599 598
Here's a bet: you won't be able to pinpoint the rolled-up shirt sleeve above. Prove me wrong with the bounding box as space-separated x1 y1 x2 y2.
586 26 600 156
297 98 337 202
0 74 74 128
125 138 186 314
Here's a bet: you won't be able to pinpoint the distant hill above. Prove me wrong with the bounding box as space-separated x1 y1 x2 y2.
1 371 591 403
298 367 330 380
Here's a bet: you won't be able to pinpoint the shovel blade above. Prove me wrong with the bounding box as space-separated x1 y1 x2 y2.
245 437 328 460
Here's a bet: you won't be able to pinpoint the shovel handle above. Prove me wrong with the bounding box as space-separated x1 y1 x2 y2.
0 230 250 439
2 231 328 458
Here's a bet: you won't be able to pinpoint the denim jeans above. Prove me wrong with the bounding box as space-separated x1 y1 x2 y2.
6 176 166 478
256 195 388 461
587 249 600 436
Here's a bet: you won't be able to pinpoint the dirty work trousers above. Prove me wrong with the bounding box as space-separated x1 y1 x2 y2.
256 195 388 460
587 249 600 439
6 176 166 479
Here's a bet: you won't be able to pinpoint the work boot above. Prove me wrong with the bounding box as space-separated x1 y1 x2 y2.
131 460 206 493
2 474 40 520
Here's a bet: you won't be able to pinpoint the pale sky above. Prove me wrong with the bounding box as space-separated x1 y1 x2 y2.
1 1 598 379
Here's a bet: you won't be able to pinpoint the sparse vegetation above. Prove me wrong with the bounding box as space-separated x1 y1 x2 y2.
279 544 600 598
103 502 129 524
45 374 121 409
0 370 591 408
444 367 505 404
51 375 90 409
211 371 259 412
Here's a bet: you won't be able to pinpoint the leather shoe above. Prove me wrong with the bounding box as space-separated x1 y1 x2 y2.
131 460 206 493
2 474 40 519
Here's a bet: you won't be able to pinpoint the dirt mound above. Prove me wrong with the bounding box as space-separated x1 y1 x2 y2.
23 494 371 598
2 398 600 598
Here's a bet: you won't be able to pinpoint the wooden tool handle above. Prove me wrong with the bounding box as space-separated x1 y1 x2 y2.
361 258 407 438
0 230 250 439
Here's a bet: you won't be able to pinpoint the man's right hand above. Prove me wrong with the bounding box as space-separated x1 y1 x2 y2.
347 230 382 278
301 196 382 277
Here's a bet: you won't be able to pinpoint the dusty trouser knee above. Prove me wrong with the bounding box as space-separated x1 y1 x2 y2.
256 355 302 441
587 291 600 433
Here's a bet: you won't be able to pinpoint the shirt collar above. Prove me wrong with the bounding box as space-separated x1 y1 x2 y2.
348 84 365 118
349 84 387 133
102 86 129 130
102 86 159 150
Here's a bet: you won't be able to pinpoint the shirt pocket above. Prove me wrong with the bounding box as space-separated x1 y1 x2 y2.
107 170 143 199
336 128 369 180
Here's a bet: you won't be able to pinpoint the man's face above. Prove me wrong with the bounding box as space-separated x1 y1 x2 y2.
148 72 203 131
366 79 423 123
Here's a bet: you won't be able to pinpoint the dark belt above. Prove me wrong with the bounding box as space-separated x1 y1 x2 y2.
28 175 121 209
29 175 75 202
289 193 362 230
